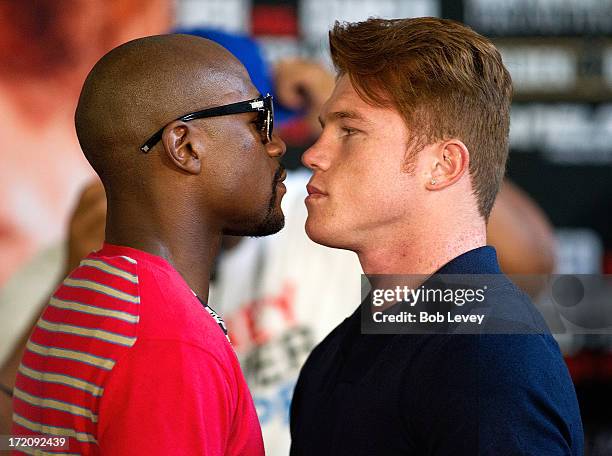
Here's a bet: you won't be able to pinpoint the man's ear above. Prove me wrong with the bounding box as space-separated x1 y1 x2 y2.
426 140 469 190
160 120 203 175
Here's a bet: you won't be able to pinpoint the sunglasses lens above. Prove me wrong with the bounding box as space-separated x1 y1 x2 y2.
256 96 274 143
265 110 272 142
268 96 274 141
252 96 274 143
254 111 267 142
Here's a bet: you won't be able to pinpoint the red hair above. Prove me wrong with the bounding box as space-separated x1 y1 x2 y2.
329 17 512 219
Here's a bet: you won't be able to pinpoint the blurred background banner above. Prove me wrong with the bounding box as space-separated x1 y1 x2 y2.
1 0 611 454
0 0 173 285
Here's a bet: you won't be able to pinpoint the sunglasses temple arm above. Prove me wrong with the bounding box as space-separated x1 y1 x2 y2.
140 129 164 153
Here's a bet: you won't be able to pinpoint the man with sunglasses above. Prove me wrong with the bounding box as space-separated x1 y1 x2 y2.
10 34 284 455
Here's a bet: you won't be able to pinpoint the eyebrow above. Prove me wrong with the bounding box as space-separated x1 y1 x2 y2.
318 110 373 128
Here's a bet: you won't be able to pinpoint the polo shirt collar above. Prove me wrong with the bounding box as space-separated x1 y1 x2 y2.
435 246 501 275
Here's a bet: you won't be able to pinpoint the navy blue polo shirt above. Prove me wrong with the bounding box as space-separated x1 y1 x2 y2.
290 247 583 455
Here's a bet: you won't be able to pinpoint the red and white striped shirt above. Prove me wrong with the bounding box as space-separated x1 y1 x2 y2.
12 243 263 455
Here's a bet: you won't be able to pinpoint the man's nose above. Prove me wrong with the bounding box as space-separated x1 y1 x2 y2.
266 133 286 159
301 138 329 171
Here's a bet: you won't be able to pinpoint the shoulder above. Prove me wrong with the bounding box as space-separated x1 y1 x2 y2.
399 333 582 454
482 277 551 333
395 330 575 415
62 253 141 310
122 254 230 350
404 331 569 387
475 332 576 403
45 253 141 355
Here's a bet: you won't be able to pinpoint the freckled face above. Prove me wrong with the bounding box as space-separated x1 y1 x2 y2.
301 75 423 251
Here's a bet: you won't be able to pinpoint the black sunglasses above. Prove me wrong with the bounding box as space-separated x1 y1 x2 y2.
140 94 274 153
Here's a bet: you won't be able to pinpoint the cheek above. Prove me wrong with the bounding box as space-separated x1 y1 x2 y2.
335 152 408 221
206 138 273 209
223 131 268 180
338 152 393 201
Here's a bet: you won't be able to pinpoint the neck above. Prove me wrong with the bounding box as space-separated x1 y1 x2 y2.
105 198 220 302
357 216 486 275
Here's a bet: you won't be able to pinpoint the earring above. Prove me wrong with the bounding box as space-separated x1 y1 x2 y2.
430 178 437 185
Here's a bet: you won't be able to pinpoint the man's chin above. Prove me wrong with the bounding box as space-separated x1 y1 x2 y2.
305 219 344 249
223 211 285 237
252 214 285 237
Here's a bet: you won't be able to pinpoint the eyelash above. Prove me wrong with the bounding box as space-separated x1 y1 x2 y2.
342 127 357 137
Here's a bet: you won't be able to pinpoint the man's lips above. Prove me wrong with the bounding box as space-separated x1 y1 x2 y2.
306 184 328 197
274 166 287 187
